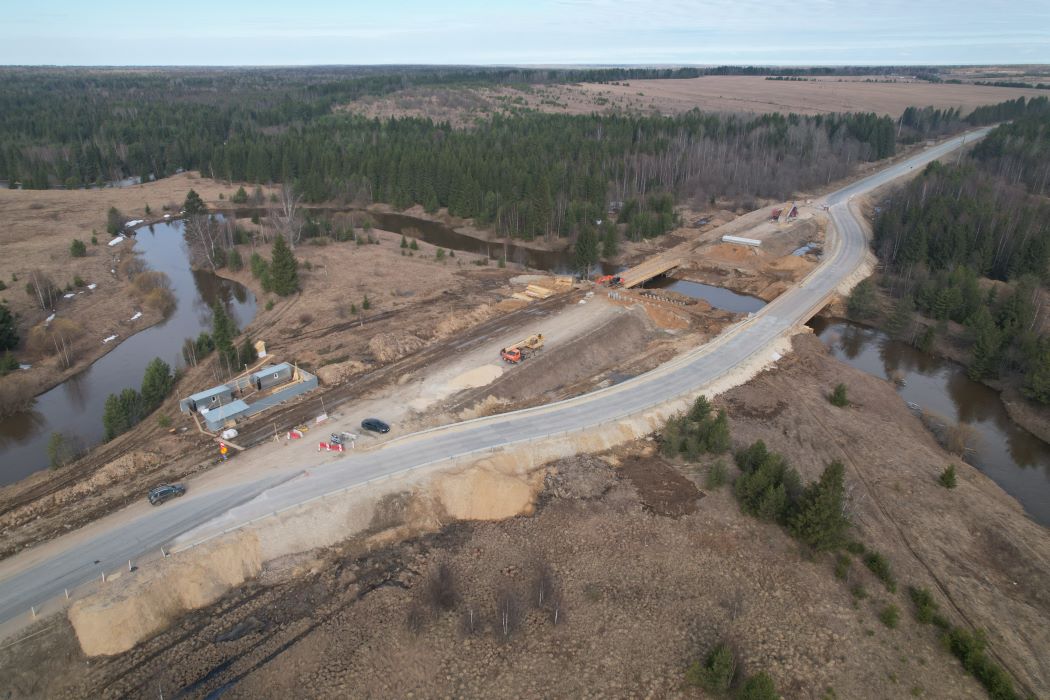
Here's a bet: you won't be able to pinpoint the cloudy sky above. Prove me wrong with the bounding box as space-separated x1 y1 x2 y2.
2 0 1048 65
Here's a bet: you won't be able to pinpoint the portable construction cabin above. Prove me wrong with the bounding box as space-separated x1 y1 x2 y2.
179 384 235 414
201 399 250 431
251 362 293 391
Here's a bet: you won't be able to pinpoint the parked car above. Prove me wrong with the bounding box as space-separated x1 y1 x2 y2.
148 483 186 506
360 418 390 434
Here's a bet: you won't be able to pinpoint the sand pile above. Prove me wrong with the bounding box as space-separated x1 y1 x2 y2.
433 303 497 339
368 332 427 363
315 359 370 386
704 243 760 264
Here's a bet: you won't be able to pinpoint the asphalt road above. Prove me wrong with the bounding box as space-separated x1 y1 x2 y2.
0 129 989 629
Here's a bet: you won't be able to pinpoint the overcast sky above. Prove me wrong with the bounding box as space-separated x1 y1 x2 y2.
2 0 1048 66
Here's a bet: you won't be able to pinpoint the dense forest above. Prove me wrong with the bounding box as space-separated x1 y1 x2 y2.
0 68 1039 244
867 102 1050 402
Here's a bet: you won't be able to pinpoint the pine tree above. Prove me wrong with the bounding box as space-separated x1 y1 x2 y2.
885 295 915 339
1022 340 1050 404
967 307 1001 380
183 189 207 216
789 460 850 550
0 302 18 351
211 302 238 372
140 357 173 412
270 235 300 296
574 227 599 278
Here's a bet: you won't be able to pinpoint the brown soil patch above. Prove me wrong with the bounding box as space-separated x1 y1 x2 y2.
616 453 701 517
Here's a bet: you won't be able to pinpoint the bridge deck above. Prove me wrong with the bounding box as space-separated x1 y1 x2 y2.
617 256 682 288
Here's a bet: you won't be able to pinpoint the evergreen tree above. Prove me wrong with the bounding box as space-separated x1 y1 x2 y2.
1022 340 1050 404
885 295 915 339
211 302 238 372
967 307 1001 380
0 302 18 351
574 226 599 278
140 357 174 412
846 279 876 318
183 189 207 216
70 239 87 258
270 235 299 296
789 461 850 550
102 388 144 440
238 336 256 368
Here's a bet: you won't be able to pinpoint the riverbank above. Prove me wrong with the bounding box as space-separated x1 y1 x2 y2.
0 174 275 409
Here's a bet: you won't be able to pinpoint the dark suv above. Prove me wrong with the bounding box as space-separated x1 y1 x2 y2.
148 483 186 506
360 418 390 434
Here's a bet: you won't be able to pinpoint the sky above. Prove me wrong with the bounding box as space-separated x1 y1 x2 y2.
1 0 1048 66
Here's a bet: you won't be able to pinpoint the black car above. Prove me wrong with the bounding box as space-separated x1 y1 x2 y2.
148 483 186 506
360 418 390 434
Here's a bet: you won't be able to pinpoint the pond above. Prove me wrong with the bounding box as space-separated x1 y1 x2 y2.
811 318 1050 527
0 221 256 484
643 277 766 314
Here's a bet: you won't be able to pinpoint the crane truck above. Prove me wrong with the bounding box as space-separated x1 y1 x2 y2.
500 334 544 364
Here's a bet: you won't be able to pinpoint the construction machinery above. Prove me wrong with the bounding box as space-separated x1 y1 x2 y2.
500 333 544 364
595 274 623 287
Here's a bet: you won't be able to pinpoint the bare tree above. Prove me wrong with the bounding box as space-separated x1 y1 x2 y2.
494 585 520 641
270 185 304 249
27 270 58 311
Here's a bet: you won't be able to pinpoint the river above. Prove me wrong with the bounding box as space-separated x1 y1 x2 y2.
0 221 256 485
811 318 1050 526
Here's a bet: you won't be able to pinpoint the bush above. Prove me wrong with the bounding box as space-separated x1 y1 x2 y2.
864 551 897 592
944 627 1019 700
847 279 877 318
362 295 371 311
157 414 172 428
706 460 729 489
227 248 243 272
733 440 802 524
939 465 957 489
106 206 124 235
661 395 731 459
829 383 849 407
265 299 275 311
409 238 419 251
46 431 78 468
400 235 408 249
0 302 18 351
231 186 248 204
70 239 87 257
834 553 851 580
736 671 778 700
879 604 900 628
907 586 940 625
685 642 736 693
73 275 86 287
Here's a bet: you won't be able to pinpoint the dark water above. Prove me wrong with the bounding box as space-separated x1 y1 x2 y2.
643 277 766 314
812 318 1050 526
363 211 624 275
0 221 256 484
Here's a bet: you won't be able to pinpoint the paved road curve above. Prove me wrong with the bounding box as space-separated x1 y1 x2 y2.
0 129 989 629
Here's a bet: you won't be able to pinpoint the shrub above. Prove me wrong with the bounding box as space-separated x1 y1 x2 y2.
879 604 900 628
939 465 957 489
73 275 86 287
265 299 275 311
227 248 243 272
46 431 78 468
90 235 98 245
362 295 371 311
829 383 849 407
250 252 268 279
685 642 736 693
70 239 87 257
736 671 778 700
498 256 506 268
834 553 851 580
400 235 408 249
944 628 1019 700
409 238 419 251
661 395 731 459
157 414 172 428
847 279 877 319
907 586 940 625
864 551 897 592
436 248 446 261
0 302 18 351
231 186 248 204
106 206 124 235
706 460 729 489
733 441 802 524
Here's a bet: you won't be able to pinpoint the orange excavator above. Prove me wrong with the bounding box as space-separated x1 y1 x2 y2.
500 334 545 364
596 274 623 287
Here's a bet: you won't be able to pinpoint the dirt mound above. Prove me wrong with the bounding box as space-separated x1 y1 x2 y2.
69 531 262 656
433 461 546 521
432 303 498 339
315 359 370 386
704 243 760 265
766 254 812 273
368 332 427 363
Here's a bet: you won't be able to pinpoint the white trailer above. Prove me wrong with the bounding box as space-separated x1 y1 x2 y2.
722 235 762 247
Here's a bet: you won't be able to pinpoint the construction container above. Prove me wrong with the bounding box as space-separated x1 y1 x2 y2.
251 362 293 391
180 384 234 414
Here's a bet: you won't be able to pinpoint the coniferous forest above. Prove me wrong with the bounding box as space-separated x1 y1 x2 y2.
0 67 1027 244
870 98 1050 401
